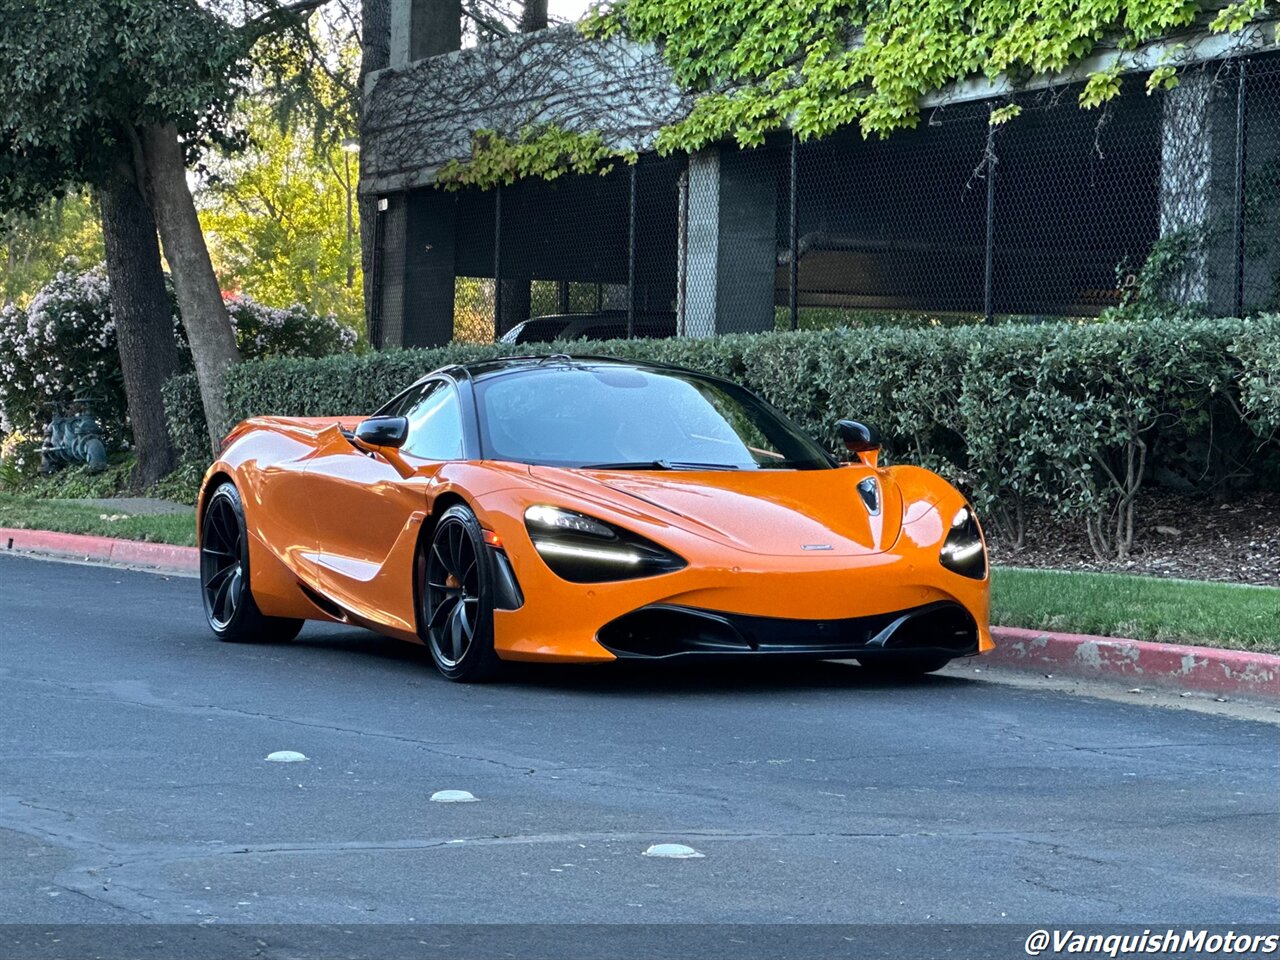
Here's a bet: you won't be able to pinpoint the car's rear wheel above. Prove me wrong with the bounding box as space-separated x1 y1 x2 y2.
200 482 303 643
855 654 953 678
420 504 502 683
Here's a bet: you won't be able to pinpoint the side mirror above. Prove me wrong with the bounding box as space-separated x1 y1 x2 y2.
836 419 881 466
354 415 409 450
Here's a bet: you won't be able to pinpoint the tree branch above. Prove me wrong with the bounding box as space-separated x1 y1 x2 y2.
463 3 513 39
238 0 331 46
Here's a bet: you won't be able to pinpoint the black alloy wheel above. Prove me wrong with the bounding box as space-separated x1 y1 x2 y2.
200 482 302 643
421 504 501 682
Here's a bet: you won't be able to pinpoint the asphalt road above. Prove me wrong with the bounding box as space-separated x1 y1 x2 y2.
0 554 1277 957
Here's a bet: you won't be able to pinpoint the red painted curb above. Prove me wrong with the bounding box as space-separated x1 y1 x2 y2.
3 526 1277 699
987 626 1280 700
0 527 198 575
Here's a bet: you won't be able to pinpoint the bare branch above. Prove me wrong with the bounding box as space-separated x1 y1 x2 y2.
238 0 330 46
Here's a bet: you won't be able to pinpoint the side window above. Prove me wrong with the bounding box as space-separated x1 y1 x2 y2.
377 384 424 418
403 382 465 460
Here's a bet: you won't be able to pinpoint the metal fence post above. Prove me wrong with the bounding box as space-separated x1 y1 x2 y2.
676 163 689 337
789 133 799 331
983 118 997 323
627 163 637 338
1233 59 1248 318
493 185 503 338
369 198 388 349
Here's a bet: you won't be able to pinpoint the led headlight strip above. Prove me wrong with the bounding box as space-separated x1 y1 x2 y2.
531 540 643 565
524 505 686 583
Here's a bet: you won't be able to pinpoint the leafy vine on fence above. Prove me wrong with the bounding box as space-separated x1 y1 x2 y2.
437 0 1273 188
584 0 1271 150
436 126 636 190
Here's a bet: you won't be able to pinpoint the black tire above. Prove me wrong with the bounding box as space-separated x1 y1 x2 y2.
200 482 304 643
855 654 953 678
419 504 502 683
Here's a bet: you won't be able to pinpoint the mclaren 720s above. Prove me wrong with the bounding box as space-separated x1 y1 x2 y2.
197 355 992 681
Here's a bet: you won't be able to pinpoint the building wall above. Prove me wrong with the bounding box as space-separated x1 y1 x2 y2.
360 3 1280 346
361 24 691 197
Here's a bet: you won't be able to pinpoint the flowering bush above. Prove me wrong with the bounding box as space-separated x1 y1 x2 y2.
0 261 359 449
225 296 359 359
0 263 126 442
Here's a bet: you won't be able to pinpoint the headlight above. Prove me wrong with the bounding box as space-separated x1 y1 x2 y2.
939 506 987 579
525 504 616 539
524 505 686 583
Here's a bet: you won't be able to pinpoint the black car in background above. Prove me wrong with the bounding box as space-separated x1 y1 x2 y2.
499 311 677 344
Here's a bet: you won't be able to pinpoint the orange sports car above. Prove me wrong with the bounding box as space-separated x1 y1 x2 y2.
197 355 992 681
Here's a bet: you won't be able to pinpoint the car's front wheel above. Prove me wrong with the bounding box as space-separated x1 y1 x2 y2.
419 503 502 683
200 482 303 643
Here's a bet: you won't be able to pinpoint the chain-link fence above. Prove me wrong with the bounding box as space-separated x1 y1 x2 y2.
369 53 1280 348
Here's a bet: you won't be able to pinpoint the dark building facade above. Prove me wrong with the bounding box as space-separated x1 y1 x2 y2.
359 6 1280 346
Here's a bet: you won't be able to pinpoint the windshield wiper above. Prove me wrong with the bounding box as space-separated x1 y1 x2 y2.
577 460 741 471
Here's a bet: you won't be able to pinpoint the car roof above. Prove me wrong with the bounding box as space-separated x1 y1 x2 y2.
461 354 681 380
407 354 698 390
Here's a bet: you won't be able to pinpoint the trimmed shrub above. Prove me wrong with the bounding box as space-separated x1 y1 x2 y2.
958 325 1056 548
1023 320 1242 558
1237 314 1280 438
161 373 209 465
164 316 1280 560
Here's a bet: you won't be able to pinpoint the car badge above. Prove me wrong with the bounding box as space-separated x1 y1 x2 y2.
802 544 833 550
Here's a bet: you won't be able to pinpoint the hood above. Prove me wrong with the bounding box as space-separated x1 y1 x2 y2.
527 465 902 557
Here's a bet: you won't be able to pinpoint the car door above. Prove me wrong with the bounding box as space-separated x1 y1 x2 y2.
307 379 467 625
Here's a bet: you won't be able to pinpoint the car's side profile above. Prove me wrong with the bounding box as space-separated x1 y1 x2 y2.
197 356 992 681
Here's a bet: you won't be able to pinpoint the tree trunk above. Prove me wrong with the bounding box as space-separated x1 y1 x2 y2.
99 167 180 488
519 0 547 31
141 122 241 451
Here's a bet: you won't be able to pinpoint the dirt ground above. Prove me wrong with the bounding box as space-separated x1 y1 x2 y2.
986 490 1280 587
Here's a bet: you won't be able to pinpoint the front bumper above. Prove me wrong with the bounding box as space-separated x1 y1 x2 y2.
597 600 980 660
476 483 991 664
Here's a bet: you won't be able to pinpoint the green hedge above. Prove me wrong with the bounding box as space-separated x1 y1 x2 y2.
163 316 1280 559
1238 315 1280 437
161 372 209 466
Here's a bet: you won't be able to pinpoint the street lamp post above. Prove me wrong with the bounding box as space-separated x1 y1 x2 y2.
342 138 360 290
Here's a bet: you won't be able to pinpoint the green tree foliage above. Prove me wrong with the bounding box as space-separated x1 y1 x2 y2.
0 1 247 211
254 2 361 152
0 195 102 307
199 101 364 328
0 0 328 457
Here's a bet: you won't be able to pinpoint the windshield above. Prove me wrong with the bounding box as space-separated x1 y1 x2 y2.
474 365 834 470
